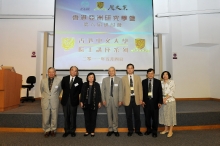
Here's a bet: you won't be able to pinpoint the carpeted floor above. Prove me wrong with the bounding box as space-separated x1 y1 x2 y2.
0 130 220 146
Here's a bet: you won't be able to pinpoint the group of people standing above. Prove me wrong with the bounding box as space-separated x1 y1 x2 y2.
40 64 176 139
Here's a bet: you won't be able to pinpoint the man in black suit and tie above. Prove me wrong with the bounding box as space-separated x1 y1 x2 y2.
142 68 163 138
61 66 83 137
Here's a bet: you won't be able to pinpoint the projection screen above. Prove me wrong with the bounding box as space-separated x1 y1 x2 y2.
54 0 154 70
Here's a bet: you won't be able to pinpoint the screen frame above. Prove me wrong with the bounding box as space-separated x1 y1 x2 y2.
53 0 155 71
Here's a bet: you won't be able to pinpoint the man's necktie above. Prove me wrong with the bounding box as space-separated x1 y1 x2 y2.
149 80 151 92
130 76 134 94
49 79 53 91
70 78 73 89
110 78 113 97
148 80 152 98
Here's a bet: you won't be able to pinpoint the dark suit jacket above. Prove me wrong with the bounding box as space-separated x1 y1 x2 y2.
142 78 163 109
80 82 101 110
61 75 83 106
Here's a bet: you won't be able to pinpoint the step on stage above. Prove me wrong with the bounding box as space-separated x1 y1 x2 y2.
0 99 220 132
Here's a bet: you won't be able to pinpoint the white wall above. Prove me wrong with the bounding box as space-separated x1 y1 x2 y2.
197 0 220 99
153 0 169 34
155 0 220 98
0 19 54 97
1 0 220 98
0 0 54 15
0 0 54 97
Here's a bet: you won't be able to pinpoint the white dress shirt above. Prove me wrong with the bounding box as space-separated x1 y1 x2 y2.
109 76 114 86
70 76 75 82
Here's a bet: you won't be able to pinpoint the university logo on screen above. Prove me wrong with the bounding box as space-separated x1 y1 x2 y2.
80 0 90 11
62 38 75 51
94 1 128 11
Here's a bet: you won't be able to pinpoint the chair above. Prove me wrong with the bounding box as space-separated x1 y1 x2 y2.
20 76 36 103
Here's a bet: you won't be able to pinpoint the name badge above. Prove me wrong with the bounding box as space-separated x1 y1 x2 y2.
148 92 152 96
74 83 79 87
55 86 58 89
114 84 118 86
130 87 134 90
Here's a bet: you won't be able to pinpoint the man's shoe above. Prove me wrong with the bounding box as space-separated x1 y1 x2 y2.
152 133 157 138
50 131 56 137
127 132 133 137
62 133 69 137
44 132 50 138
135 132 143 136
114 132 120 137
107 131 114 136
71 132 76 137
144 131 151 135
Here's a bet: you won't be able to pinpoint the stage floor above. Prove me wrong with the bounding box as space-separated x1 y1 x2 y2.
0 100 220 128
0 100 220 114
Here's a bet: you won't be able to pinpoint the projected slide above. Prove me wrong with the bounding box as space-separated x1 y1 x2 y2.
54 0 154 70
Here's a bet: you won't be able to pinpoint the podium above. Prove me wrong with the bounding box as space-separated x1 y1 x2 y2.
0 70 22 111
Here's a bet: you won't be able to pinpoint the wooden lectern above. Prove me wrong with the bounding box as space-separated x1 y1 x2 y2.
0 69 22 111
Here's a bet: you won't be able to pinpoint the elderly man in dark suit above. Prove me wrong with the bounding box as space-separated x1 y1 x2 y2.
142 68 163 138
61 66 83 137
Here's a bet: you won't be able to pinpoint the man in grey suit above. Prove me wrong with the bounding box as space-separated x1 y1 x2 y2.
40 67 62 138
101 67 122 137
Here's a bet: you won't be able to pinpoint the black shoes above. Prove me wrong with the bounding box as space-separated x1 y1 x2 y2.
128 132 143 136
114 132 120 137
127 132 133 137
152 133 157 138
84 132 94 137
107 131 114 136
44 131 50 138
91 133 95 137
144 131 157 137
71 132 76 137
144 131 152 135
62 133 69 137
107 131 120 137
50 131 56 137
63 132 76 137
135 132 143 136
84 133 90 136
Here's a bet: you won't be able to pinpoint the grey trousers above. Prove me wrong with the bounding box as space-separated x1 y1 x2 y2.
106 97 119 132
42 102 59 133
